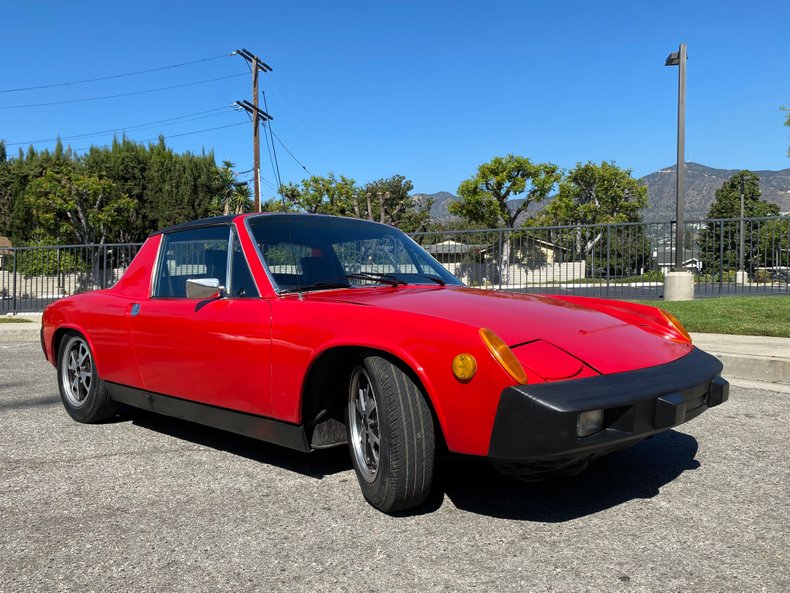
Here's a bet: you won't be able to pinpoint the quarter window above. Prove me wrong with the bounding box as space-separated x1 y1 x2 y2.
153 226 230 298
229 231 259 298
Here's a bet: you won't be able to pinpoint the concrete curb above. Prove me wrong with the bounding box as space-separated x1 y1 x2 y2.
700 352 790 384
0 320 40 343
689 332 790 386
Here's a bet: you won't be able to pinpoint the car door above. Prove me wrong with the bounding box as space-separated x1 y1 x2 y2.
129 223 273 417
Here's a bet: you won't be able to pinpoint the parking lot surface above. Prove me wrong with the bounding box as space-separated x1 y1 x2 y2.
1 341 787 593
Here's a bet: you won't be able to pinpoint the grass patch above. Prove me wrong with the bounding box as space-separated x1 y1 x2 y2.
0 317 33 323
631 296 790 337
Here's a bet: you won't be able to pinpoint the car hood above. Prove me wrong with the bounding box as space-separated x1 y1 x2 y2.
312 286 691 374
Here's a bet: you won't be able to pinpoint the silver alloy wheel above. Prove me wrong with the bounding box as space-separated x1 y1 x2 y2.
61 338 93 408
349 367 381 482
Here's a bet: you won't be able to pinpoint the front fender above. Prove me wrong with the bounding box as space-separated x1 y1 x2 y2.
269 298 526 456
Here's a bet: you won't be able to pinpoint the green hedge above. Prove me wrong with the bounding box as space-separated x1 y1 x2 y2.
14 247 88 277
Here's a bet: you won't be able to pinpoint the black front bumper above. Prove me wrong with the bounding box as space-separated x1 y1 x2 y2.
488 347 728 469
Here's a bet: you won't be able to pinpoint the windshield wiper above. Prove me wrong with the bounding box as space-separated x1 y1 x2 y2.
279 280 351 294
346 272 406 287
418 274 446 286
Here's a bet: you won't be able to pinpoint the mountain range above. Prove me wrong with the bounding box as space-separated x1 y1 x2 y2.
414 163 790 224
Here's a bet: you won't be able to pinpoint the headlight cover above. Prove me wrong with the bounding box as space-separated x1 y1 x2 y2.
479 327 528 385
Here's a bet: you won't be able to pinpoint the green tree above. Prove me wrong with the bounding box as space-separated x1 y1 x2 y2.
697 171 782 275
0 140 11 236
537 161 646 227
142 136 224 231
208 161 252 215
2 136 231 242
450 155 560 284
24 167 135 245
534 161 648 273
84 136 151 241
280 173 358 216
450 155 561 228
705 171 778 220
359 175 431 232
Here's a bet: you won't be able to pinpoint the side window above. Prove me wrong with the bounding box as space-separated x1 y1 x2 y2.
229 232 259 298
153 226 230 298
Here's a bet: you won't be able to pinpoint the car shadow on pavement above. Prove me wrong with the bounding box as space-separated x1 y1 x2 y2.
0 392 60 411
123 406 352 479
113 407 699 518
432 430 700 521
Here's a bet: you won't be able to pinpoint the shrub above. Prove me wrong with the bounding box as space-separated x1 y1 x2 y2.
15 246 88 277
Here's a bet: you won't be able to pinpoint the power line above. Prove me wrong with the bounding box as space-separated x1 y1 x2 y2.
270 130 311 176
68 122 247 152
5 107 233 146
0 73 247 110
259 176 279 192
261 90 284 194
0 53 232 93
262 119 280 190
266 77 305 131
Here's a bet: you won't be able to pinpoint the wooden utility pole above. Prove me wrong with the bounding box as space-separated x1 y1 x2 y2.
252 57 261 212
234 49 273 212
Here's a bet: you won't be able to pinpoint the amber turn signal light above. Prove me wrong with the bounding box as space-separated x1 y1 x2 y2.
452 353 477 382
659 309 692 344
479 327 528 385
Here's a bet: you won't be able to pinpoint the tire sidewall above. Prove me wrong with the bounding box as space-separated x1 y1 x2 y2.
57 334 101 423
346 359 394 509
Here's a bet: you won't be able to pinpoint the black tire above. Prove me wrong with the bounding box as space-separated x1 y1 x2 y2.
57 333 116 423
346 353 435 513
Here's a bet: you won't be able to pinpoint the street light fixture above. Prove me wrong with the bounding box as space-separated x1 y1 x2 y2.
665 43 687 272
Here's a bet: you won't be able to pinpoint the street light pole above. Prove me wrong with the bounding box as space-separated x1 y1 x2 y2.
739 173 745 278
665 43 687 272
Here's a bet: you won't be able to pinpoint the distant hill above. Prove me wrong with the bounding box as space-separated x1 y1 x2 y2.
414 162 790 224
641 162 790 221
412 191 540 224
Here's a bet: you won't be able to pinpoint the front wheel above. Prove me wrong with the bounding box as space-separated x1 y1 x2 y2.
57 334 116 423
346 354 435 513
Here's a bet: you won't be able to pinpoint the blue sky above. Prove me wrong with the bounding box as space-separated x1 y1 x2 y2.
1 1 788 196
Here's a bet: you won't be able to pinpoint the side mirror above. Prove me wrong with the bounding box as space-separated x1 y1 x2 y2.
186 278 226 300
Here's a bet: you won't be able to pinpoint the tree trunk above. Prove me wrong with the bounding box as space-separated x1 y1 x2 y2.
500 233 511 287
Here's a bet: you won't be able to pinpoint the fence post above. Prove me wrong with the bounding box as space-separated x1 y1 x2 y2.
57 246 62 293
101 246 107 289
605 224 611 298
498 230 503 290
718 222 724 295
11 249 17 314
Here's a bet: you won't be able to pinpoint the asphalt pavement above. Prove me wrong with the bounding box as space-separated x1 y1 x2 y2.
1 341 788 593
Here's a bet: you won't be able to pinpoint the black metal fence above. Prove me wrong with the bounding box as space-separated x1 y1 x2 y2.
0 243 142 313
410 216 790 300
1 216 788 313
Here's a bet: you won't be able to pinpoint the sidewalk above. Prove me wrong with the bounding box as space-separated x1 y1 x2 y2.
0 315 42 343
2 316 788 385
689 332 790 385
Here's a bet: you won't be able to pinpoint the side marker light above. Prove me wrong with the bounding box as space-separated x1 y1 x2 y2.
452 353 477 382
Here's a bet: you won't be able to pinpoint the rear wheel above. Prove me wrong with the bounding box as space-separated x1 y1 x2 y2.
57 334 116 423
346 354 435 513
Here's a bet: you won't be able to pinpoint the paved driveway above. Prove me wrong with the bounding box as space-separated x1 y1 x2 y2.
1 342 787 593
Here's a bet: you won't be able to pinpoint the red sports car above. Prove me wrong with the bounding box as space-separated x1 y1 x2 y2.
42 214 728 512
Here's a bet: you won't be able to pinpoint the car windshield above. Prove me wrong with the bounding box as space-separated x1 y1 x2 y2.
247 214 462 293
